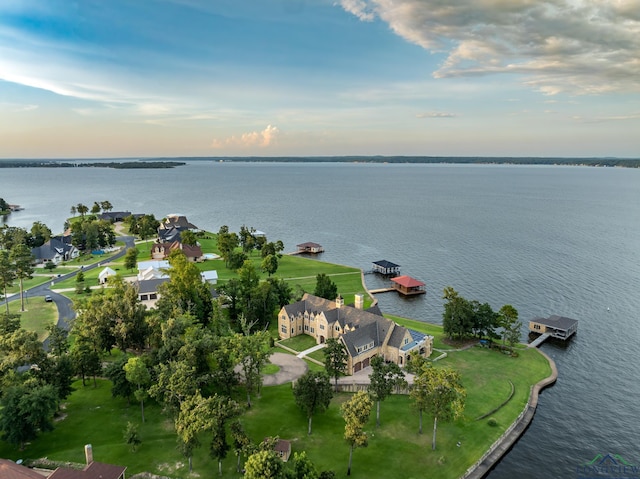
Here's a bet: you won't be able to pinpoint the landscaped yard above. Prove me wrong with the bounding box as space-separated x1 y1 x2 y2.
7 298 57 342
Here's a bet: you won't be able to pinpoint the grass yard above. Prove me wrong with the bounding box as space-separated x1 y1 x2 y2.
7 298 58 341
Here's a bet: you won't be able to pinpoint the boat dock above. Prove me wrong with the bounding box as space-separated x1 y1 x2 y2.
528 333 551 348
528 315 578 347
368 287 395 294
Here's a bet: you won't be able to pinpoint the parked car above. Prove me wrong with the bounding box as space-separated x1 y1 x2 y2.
44 295 53 302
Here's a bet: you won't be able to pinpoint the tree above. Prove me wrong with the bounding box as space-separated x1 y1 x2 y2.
472 301 499 340
76 203 89 216
124 247 139 271
230 420 253 473
104 355 135 404
261 254 278 276
314 273 337 300
207 395 242 476
100 200 113 212
175 393 204 473
149 360 200 417
180 230 197 246
11 243 35 312
0 250 16 315
292 451 320 479
91 202 101 214
442 287 473 339
293 371 333 435
124 421 142 452
30 221 52 247
138 214 159 251
411 367 466 449
243 450 283 479
217 225 239 267
231 331 271 408
498 304 521 350
75 270 85 294
156 250 213 325
341 390 372 476
0 384 58 450
324 338 348 392
70 205 77 217
70 340 102 387
124 356 151 423
46 324 69 357
368 355 407 427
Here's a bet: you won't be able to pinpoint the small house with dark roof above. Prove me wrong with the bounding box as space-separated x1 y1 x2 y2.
31 236 79 265
296 242 324 254
98 211 131 223
278 293 432 374
274 439 292 462
529 315 578 340
134 278 170 304
372 260 401 276
159 214 198 232
390 275 426 296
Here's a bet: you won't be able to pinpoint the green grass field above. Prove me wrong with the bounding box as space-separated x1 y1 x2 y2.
6 298 58 342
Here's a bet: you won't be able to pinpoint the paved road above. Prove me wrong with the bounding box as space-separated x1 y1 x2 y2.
262 352 309 386
3 234 135 337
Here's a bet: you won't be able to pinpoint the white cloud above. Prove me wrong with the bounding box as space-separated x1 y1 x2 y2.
339 0 640 95
416 111 457 118
211 125 280 149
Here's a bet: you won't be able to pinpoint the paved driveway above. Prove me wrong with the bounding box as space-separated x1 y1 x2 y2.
263 352 308 386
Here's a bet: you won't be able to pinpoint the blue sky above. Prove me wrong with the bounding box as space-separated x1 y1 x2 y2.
0 0 638 158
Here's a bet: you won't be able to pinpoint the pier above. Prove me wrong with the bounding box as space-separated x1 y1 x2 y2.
528 315 578 346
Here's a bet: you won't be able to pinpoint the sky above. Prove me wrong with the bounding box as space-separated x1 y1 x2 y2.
0 0 639 158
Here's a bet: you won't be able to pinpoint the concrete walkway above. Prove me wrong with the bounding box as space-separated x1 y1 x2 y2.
296 343 326 358
262 352 308 386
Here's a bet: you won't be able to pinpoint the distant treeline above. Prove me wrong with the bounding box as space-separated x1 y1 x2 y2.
207 156 640 168
0 160 186 169
1 157 639 168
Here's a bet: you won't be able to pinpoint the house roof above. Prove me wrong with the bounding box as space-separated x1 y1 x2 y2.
157 226 182 243
135 278 170 294
160 215 198 231
180 243 203 258
372 260 400 268
391 275 425 288
297 242 322 248
137 260 170 271
0 459 47 479
531 315 578 330
48 462 126 479
201 270 218 282
98 267 116 278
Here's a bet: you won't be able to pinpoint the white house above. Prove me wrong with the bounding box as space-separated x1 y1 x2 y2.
98 267 117 285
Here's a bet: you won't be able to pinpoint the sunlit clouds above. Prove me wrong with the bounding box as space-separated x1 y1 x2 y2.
211 125 280 149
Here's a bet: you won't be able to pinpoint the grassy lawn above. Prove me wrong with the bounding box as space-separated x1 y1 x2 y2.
0 342 550 479
7 298 58 341
0 231 553 478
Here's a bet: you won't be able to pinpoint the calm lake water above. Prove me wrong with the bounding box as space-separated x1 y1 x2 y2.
2 161 640 478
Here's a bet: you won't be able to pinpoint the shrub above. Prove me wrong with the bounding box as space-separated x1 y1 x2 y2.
487 417 498 427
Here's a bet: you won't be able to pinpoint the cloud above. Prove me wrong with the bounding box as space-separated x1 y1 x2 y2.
339 0 640 95
211 125 280 149
416 111 457 118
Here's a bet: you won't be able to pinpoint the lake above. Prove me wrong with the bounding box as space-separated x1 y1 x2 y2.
2 161 640 477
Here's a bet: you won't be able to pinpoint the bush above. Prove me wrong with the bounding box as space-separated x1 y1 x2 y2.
487 417 498 427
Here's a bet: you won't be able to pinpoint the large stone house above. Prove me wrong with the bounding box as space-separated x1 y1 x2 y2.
278 293 432 374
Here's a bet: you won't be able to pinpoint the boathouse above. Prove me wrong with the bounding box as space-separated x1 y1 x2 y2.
390 275 426 296
296 242 324 254
529 315 578 340
372 260 401 276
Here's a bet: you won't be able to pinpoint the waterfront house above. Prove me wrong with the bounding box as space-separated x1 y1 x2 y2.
278 293 432 374
529 315 578 340
296 242 324 254
390 275 426 296
151 241 203 262
31 236 79 265
372 260 401 276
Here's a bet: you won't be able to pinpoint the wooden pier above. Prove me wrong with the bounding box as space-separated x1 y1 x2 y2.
368 287 395 294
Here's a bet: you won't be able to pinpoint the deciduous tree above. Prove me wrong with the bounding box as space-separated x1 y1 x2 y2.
368 355 407 427
243 450 283 479
411 366 466 449
341 390 372 476
324 338 348 392
124 356 151 422
314 273 337 300
0 250 16 315
293 370 333 435
124 247 138 271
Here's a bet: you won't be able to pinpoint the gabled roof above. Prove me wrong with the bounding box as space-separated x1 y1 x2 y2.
297 242 322 248
48 461 126 479
137 260 170 271
0 459 46 479
158 226 182 243
391 275 425 288
98 267 117 278
135 278 170 294
160 215 198 231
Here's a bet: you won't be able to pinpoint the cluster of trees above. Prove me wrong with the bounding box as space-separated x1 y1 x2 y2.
1 222 52 249
123 214 160 245
217 225 284 275
68 216 116 251
70 200 113 217
0 317 74 449
442 287 522 350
